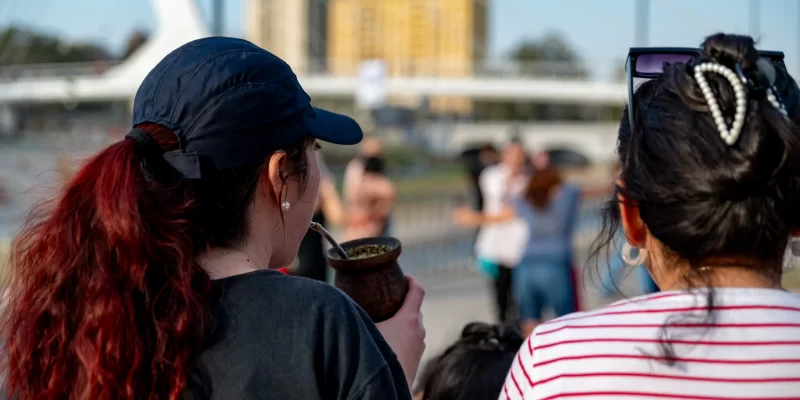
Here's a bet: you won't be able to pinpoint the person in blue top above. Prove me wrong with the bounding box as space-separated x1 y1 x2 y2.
456 166 593 337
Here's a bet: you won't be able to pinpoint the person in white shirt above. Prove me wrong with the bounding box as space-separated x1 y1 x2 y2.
502 33 800 399
473 140 529 324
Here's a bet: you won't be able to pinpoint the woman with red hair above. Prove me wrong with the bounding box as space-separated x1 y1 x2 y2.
1 37 424 400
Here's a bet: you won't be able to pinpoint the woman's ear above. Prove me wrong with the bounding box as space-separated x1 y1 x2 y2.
616 179 647 247
266 151 288 204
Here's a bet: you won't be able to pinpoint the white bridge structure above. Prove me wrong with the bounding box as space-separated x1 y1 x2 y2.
0 0 627 105
0 0 625 162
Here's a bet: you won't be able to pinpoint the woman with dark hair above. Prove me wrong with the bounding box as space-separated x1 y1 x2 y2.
502 33 800 399
1 38 425 399
413 323 523 400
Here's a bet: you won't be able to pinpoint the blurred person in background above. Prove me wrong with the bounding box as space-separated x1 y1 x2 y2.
458 144 500 213
502 34 800 399
531 150 588 313
599 162 660 297
413 322 523 400
294 150 344 282
1 38 425 400
477 145 501 203
531 150 549 170
464 140 530 325
343 136 382 204
343 156 396 241
0 175 8 206
344 136 393 237
0 167 10 203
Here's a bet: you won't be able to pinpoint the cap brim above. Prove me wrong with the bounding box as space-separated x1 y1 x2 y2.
306 107 363 145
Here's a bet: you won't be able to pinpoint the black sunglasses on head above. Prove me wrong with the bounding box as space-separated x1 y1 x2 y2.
625 47 786 130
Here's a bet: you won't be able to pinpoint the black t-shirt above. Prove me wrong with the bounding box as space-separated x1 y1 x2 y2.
183 270 411 400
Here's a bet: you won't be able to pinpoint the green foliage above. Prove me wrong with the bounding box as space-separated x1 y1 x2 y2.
0 26 112 65
509 31 587 79
122 30 149 60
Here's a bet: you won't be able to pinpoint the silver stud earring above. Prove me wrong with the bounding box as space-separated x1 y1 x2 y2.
281 201 291 211
621 242 648 266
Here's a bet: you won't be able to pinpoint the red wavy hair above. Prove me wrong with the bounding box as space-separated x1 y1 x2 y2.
2 125 214 399
3 123 313 399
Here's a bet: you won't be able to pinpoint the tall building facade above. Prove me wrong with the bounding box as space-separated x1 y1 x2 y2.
328 0 487 114
245 0 329 74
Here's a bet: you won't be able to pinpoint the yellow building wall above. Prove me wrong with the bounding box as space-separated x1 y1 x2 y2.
328 0 487 115
245 0 309 74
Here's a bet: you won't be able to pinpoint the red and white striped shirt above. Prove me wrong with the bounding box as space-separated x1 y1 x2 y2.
501 288 800 399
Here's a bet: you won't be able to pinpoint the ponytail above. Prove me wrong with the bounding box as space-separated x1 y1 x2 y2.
3 131 212 399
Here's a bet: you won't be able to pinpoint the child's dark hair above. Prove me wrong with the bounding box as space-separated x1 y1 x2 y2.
415 323 523 400
589 33 800 362
363 156 385 175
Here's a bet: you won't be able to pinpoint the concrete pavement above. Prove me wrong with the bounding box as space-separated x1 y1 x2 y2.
414 251 646 369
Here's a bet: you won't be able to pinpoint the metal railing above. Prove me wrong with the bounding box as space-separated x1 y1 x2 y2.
1 156 604 279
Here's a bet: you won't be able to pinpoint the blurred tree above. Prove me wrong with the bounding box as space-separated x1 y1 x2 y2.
0 26 112 65
122 30 149 59
501 32 592 121
509 32 587 79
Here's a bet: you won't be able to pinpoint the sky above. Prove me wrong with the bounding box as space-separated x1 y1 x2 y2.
0 0 798 80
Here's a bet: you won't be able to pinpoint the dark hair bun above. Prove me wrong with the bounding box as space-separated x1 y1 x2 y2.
604 32 800 270
701 33 759 69
459 322 524 352
363 156 385 174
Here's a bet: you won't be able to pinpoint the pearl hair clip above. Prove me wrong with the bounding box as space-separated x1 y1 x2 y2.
694 61 788 146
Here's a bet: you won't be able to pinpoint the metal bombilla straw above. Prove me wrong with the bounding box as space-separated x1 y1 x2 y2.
309 222 349 260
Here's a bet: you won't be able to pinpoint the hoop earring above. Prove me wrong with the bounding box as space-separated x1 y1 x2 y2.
621 242 648 266
791 237 800 257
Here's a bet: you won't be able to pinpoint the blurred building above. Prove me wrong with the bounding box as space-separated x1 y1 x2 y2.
245 0 329 74
328 0 487 115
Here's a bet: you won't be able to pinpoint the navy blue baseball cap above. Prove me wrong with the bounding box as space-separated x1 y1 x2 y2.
126 37 362 179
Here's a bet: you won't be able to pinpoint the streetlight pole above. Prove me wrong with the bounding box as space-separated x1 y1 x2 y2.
749 0 760 38
213 0 224 36
634 0 650 47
